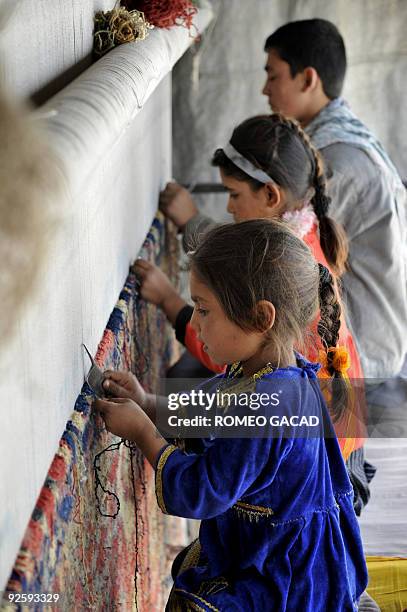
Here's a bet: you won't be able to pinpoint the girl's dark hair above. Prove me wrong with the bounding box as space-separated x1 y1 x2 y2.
212 114 348 276
190 219 347 421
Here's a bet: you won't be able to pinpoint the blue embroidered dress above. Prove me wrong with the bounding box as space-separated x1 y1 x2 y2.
155 357 368 611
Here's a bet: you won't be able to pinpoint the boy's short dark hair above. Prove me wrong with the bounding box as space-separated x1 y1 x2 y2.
264 19 346 99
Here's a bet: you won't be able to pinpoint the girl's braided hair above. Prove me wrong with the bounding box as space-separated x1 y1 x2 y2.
190 220 348 421
212 113 348 276
317 263 348 421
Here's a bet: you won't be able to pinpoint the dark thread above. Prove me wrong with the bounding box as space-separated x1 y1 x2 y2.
93 441 123 519
127 440 140 612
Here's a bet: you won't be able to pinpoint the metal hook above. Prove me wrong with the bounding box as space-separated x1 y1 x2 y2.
82 343 105 398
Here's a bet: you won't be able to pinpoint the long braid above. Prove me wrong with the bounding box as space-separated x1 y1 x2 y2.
267 118 350 419
317 263 348 421
309 145 331 218
317 263 341 351
269 114 349 277
311 149 349 276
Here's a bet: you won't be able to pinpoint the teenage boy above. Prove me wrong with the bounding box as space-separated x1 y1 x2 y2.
262 18 407 387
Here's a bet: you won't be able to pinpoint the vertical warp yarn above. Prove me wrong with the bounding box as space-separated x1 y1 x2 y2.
3 214 181 611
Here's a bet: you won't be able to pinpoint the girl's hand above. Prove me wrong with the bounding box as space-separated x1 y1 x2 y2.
94 397 149 441
134 259 187 325
94 397 167 467
134 260 177 306
159 182 198 229
102 371 146 407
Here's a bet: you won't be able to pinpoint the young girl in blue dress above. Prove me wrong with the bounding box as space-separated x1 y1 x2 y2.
95 219 368 611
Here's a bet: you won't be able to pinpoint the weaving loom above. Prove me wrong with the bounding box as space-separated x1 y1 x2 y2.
3 215 188 610
0 5 212 600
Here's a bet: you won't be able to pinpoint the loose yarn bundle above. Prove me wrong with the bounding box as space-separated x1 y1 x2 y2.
121 0 198 30
94 7 153 57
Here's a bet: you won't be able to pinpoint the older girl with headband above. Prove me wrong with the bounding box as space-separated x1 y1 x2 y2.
141 115 357 371
96 220 368 611
136 115 367 493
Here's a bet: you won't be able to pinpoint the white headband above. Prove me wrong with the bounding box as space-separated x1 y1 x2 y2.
223 143 275 184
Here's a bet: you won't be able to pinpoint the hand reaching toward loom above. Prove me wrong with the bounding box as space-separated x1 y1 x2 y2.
102 370 163 423
94 397 166 467
94 397 146 438
133 259 187 325
159 181 198 229
103 370 146 404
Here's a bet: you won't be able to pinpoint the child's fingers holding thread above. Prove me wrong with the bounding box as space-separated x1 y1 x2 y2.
133 259 152 278
103 369 114 376
94 396 147 439
103 378 132 399
102 369 116 381
102 370 146 405
93 397 112 415
103 397 130 404
94 396 128 412
103 369 131 384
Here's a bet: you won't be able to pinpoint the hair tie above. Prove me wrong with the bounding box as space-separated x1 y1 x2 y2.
318 346 351 374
